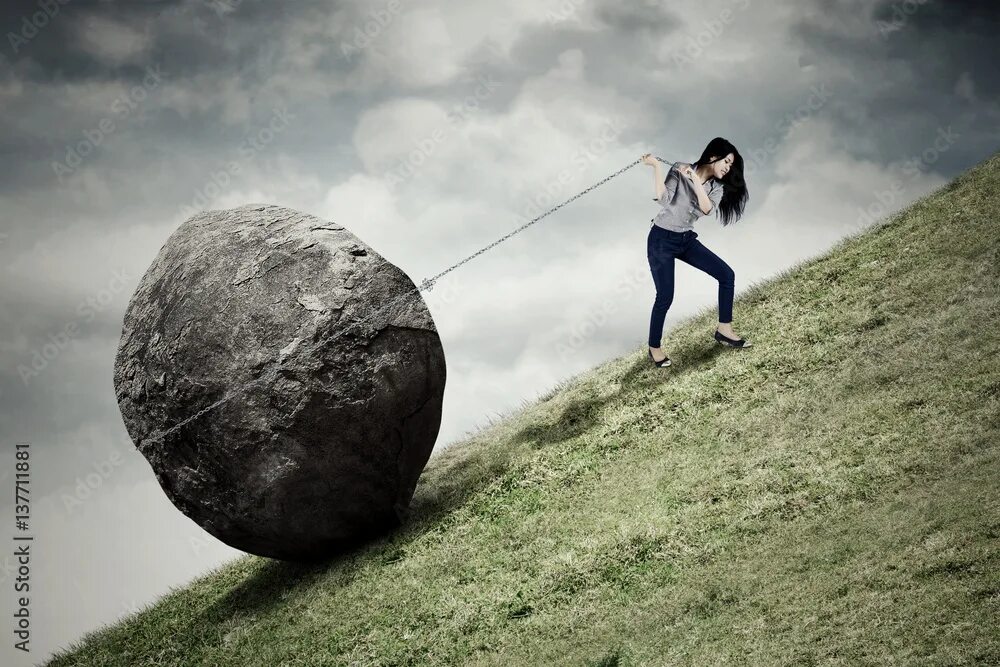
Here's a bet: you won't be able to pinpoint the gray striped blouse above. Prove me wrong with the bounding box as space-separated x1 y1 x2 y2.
650 161 724 233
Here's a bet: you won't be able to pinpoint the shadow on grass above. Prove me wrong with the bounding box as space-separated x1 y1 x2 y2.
198 333 728 627
510 336 726 449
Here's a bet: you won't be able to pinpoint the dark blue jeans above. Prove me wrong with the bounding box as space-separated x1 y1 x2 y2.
647 225 735 347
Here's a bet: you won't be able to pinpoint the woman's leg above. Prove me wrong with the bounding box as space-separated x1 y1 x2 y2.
647 239 676 347
676 238 735 324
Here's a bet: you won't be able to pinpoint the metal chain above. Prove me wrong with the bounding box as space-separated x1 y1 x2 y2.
139 155 671 447
416 155 666 290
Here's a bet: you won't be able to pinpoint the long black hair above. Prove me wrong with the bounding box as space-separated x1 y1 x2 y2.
690 137 749 227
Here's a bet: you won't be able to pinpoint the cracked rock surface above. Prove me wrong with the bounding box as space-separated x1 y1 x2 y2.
113 204 446 561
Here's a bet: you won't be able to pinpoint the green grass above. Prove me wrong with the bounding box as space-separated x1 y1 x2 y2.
49 152 1000 666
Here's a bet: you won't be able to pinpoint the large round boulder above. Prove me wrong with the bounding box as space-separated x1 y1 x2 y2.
113 204 446 561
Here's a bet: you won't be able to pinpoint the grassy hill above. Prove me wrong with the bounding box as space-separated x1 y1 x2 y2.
49 152 1000 666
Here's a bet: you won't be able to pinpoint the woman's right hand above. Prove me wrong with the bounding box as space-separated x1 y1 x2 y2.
641 153 658 167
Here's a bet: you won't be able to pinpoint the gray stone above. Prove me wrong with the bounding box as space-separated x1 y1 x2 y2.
113 204 446 561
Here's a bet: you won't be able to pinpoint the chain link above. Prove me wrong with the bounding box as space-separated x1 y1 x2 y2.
139 155 671 447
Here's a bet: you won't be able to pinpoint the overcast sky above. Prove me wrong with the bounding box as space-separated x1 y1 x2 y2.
1 0 997 663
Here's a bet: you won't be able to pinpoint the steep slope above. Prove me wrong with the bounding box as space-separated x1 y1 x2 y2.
49 152 1000 666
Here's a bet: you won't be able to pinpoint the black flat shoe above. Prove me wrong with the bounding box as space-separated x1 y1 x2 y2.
648 348 671 367
714 329 752 348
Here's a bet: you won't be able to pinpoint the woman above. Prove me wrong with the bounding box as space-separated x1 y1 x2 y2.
640 137 750 368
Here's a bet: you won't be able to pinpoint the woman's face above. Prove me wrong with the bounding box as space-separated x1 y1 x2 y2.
711 153 735 180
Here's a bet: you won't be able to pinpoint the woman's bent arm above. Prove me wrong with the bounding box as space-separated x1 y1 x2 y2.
653 163 665 199
692 180 712 214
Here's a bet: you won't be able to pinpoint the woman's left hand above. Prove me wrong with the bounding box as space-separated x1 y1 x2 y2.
679 164 703 187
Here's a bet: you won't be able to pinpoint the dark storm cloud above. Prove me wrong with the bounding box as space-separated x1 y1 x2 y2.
0 0 360 197
0 0 339 83
593 0 679 33
878 0 1000 98
2 0 181 82
500 0 682 93
789 0 999 171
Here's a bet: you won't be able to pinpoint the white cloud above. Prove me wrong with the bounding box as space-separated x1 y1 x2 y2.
721 115 948 282
346 48 645 231
954 71 977 103
319 171 406 250
4 217 167 309
77 15 151 66
343 0 568 89
158 73 253 125
368 7 465 87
